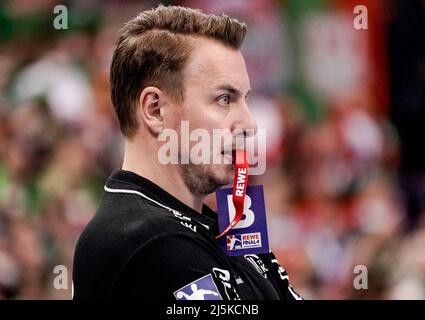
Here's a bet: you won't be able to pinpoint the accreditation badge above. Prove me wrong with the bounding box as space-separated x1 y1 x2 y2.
216 185 270 256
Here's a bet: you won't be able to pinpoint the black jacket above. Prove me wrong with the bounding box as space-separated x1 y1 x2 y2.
72 169 302 300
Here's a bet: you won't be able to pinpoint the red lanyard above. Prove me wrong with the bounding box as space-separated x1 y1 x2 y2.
216 149 249 239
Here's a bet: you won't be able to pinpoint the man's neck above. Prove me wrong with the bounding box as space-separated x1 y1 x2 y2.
122 140 205 213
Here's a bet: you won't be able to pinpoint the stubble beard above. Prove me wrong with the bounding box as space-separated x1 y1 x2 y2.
178 163 230 197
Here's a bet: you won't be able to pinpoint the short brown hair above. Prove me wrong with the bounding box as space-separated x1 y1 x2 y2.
110 5 247 137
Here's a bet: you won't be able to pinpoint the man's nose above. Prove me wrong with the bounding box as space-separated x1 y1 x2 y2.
231 101 257 138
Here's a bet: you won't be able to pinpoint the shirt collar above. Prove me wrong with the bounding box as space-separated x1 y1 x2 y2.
105 169 219 233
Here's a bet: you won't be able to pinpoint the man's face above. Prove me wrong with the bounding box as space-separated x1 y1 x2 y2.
167 37 257 196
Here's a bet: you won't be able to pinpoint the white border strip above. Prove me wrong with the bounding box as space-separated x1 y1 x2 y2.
104 185 177 213
103 185 210 230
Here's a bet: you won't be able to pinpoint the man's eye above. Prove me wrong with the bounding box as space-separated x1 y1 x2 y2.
217 95 230 107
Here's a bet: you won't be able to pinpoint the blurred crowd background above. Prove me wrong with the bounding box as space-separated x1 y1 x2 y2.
0 0 424 299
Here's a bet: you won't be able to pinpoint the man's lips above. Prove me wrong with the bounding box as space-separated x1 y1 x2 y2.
220 149 259 167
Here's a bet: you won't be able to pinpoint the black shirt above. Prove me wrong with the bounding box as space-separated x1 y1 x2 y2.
72 169 302 300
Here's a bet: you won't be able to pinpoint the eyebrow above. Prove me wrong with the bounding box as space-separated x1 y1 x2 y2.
216 84 251 99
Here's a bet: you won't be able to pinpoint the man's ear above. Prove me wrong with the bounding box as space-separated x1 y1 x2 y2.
137 86 167 135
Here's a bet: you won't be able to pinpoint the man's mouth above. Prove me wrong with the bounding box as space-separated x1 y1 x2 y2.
220 149 259 168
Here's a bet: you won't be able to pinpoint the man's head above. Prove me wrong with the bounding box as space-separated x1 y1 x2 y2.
110 5 257 196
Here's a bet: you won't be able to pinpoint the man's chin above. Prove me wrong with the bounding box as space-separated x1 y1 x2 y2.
179 163 233 196
213 164 234 187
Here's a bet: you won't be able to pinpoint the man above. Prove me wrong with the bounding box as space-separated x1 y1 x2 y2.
72 5 301 300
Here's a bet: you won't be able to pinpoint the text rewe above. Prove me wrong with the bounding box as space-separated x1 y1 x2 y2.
235 167 247 197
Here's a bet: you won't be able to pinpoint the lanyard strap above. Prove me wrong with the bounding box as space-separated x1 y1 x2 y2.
216 149 249 239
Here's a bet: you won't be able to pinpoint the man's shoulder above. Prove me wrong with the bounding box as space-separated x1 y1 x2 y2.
77 189 200 251
72 189 211 297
